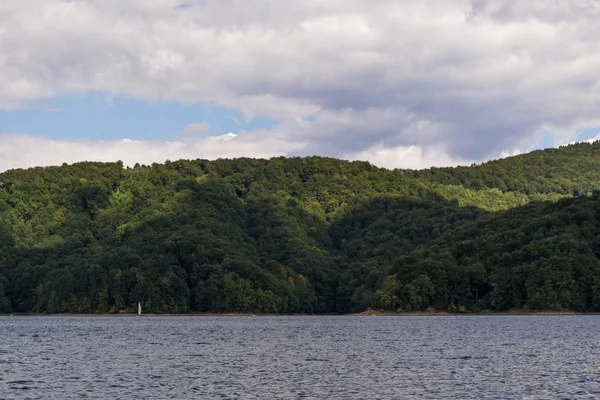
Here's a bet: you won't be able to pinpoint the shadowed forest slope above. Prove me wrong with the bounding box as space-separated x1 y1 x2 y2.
2 141 600 313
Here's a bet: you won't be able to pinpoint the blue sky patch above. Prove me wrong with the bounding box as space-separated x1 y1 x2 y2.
573 126 600 143
0 92 277 141
532 131 555 150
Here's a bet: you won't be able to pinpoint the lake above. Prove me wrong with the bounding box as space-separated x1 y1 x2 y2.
1 316 599 399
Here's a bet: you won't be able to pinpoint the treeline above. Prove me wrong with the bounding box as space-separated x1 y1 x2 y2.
414 144 600 195
1 141 600 313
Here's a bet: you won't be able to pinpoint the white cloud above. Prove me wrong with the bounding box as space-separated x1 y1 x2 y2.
0 132 306 172
1 0 600 168
350 144 468 171
1 128 486 173
0 131 473 173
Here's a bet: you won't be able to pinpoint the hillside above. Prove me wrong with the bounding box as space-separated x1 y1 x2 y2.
1 142 600 313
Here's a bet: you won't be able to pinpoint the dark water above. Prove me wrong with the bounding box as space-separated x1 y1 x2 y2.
1 316 599 399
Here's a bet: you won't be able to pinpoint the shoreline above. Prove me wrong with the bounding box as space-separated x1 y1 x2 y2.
1 310 599 317
349 310 600 317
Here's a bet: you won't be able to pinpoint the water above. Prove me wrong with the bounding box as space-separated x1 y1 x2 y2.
1 316 599 399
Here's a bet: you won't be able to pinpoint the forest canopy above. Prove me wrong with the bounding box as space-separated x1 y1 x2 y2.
2 141 600 314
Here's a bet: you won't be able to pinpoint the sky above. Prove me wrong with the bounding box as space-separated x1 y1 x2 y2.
1 0 600 172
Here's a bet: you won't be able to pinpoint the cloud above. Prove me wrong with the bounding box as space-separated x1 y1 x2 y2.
1 129 514 173
1 0 600 168
350 144 469 171
182 122 211 135
0 132 307 172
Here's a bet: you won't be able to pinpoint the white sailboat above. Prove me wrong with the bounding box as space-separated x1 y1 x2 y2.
137 302 142 316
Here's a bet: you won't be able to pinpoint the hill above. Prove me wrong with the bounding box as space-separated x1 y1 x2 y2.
1 142 600 313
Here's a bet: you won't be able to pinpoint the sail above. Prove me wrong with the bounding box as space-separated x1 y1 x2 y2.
138 302 142 316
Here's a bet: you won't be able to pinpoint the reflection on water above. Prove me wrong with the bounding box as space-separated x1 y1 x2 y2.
1 316 599 399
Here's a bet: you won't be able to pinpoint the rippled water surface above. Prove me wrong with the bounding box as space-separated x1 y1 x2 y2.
1 316 600 399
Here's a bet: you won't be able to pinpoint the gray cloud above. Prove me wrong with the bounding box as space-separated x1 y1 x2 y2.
183 122 211 135
1 0 599 168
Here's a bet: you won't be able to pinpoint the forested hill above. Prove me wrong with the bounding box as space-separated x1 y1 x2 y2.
413 144 600 195
1 141 600 314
